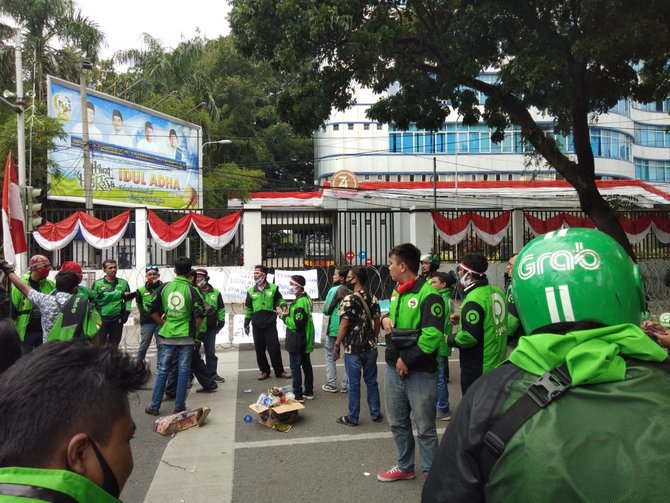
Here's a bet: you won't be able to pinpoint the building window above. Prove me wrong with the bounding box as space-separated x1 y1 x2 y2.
377 124 383 130
635 124 670 148
348 123 354 130
636 158 670 181
364 124 370 130
333 124 339 131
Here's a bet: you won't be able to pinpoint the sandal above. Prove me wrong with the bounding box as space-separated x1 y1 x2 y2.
336 415 358 426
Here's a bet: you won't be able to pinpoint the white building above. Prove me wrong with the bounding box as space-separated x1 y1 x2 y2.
313 83 670 204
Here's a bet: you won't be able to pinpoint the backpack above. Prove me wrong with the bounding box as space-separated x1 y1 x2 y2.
47 295 102 343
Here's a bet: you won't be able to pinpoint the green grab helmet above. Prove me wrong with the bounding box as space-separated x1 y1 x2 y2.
512 227 645 334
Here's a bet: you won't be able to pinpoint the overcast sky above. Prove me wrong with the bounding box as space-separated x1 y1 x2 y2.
77 0 232 59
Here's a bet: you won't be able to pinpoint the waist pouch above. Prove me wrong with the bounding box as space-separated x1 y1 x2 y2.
389 328 420 349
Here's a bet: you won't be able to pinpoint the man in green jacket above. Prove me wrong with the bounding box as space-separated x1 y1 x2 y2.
430 272 454 421
244 265 291 380
424 228 670 502
146 257 205 416
194 268 226 382
10 254 54 354
280 275 314 402
448 253 509 396
378 243 445 483
0 342 150 502
321 265 350 393
92 260 131 347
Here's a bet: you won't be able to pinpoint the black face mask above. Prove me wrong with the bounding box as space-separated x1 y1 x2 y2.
90 440 120 499
345 281 355 290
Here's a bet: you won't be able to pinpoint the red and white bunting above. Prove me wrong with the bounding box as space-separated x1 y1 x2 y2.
1 154 28 265
79 211 131 249
431 210 511 246
191 212 241 249
147 210 242 250
147 210 192 251
33 212 81 251
33 211 130 251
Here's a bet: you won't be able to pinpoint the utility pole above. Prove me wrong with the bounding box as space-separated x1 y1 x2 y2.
15 30 27 274
80 60 95 267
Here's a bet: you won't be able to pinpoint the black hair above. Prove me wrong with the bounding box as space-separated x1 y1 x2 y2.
55 271 80 293
434 271 457 288
144 121 153 130
102 259 117 270
86 102 95 111
0 342 150 467
0 319 21 374
112 109 122 120
335 265 351 282
175 256 193 275
389 243 421 274
169 128 177 137
350 266 367 286
460 253 488 277
254 265 269 275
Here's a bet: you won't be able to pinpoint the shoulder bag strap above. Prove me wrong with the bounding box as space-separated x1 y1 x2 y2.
353 292 373 328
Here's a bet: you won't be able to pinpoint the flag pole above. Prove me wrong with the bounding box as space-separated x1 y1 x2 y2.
14 30 27 274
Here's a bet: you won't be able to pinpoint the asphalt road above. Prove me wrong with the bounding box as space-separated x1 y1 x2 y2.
121 337 464 503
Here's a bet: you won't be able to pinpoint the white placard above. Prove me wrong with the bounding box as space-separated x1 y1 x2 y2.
232 312 324 344
274 269 319 299
224 268 276 302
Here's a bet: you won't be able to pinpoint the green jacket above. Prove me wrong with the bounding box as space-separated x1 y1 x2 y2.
385 276 444 373
322 284 349 337
47 295 102 343
284 292 314 354
198 286 226 333
0 466 120 502
91 277 131 320
77 285 125 306
149 276 205 340
244 282 286 328
435 287 453 358
136 281 163 324
449 281 509 378
424 324 670 502
10 274 56 340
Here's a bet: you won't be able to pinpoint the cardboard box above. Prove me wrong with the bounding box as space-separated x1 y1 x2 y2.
248 401 304 430
153 406 210 436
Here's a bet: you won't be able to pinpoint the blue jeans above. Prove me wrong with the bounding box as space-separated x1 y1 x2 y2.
344 349 381 424
384 365 438 475
289 352 313 399
324 336 348 389
136 322 160 362
200 328 219 377
151 344 193 413
436 357 450 414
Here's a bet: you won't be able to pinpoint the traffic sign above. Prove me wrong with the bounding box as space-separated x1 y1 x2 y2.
345 250 355 261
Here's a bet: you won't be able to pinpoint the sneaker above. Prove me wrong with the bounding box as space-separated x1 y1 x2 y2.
322 384 338 393
295 397 305 403
340 387 348 393
144 407 160 416
436 411 452 421
377 466 415 482
372 413 384 423
304 393 314 400
213 375 225 383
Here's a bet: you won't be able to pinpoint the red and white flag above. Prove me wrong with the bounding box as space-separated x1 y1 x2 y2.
2 153 27 265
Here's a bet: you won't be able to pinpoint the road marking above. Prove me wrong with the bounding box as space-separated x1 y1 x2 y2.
236 428 448 449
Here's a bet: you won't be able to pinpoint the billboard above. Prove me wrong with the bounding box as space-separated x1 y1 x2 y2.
47 75 203 209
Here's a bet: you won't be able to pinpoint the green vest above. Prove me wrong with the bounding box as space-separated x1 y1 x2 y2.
156 277 204 339
0 466 120 502
285 293 315 353
199 286 225 333
436 287 453 357
47 295 102 343
455 283 509 373
10 275 55 340
245 282 284 316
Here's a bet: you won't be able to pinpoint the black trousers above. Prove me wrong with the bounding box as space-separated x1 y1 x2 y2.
98 318 124 347
253 324 285 376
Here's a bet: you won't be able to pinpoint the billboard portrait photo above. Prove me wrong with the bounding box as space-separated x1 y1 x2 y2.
47 75 203 209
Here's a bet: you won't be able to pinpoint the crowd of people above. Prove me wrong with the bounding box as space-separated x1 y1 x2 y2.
1 226 669 501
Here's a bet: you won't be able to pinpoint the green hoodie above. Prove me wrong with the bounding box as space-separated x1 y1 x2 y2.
0 466 120 502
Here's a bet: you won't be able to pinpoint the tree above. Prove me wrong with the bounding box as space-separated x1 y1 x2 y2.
0 0 104 99
230 0 670 259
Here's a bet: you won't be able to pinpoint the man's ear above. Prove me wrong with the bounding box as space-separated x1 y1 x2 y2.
66 433 94 477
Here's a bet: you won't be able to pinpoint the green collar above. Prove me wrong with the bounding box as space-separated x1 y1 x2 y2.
509 323 668 386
